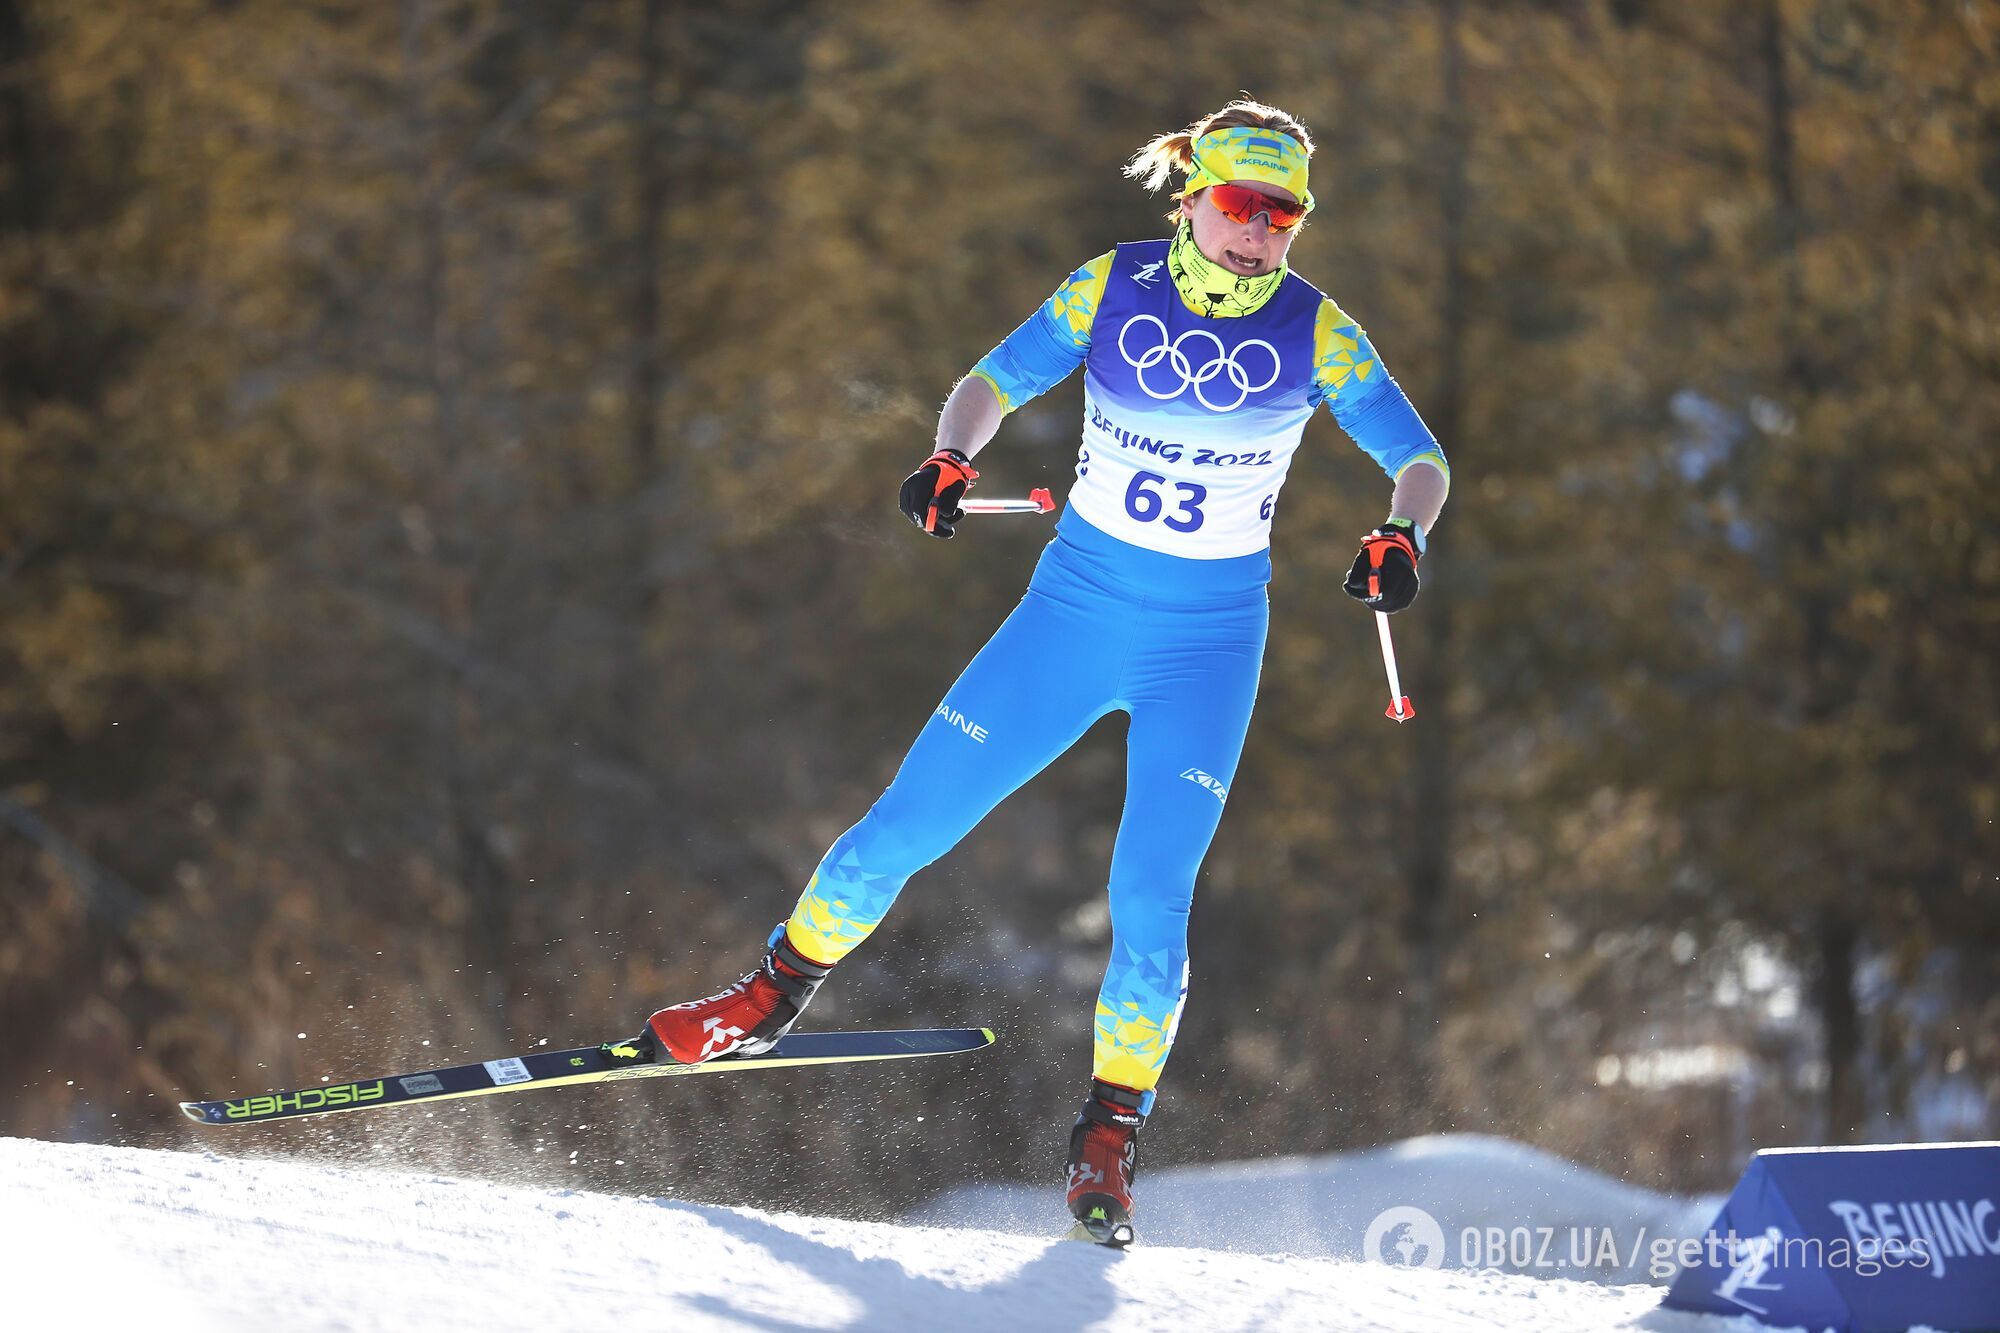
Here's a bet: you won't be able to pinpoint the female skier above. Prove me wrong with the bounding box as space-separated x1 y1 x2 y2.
642 99 1450 1246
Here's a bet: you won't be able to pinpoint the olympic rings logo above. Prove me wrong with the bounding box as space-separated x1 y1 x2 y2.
1116 314 1282 413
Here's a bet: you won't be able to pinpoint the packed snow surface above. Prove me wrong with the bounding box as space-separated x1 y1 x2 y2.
1 1136 1771 1331
918 1131 1724 1285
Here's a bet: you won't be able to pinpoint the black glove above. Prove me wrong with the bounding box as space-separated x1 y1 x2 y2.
1343 517 1422 613
899 447 979 538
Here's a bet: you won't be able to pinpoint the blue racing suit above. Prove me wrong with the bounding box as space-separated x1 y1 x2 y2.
785 235 1446 1103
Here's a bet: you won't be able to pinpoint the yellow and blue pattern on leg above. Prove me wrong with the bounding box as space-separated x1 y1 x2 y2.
784 873 865 965
1091 942 1191 1092
783 831 910 965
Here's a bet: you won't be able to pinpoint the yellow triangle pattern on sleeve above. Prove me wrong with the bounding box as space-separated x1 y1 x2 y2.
1043 251 1114 349
1313 297 1377 398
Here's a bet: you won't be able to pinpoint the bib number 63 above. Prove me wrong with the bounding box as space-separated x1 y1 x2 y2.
1125 470 1206 533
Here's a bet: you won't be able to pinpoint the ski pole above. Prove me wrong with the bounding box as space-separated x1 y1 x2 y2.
960 487 1055 515
1376 611 1415 723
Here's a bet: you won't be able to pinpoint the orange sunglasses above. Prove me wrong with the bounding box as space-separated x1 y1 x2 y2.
1206 182 1309 231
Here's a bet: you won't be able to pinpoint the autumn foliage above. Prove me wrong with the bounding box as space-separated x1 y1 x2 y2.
2 1 1994 1212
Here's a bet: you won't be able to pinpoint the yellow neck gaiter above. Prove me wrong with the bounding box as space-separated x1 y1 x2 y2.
1167 219 1286 319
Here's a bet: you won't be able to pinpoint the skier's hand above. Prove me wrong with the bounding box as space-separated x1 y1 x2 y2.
899 447 979 539
1343 518 1422 613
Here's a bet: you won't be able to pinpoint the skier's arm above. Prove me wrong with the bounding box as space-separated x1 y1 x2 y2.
1313 297 1450 613
1390 459 1449 535
1310 297 1450 534
936 372 1006 459
902 254 1113 535
955 252 1114 456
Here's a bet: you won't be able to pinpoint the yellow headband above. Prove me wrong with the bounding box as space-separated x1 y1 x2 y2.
1182 126 1314 213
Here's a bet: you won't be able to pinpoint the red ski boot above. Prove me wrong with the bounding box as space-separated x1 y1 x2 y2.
1065 1079 1145 1247
645 927 832 1065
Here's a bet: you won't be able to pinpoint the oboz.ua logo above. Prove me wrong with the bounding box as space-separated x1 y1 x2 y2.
1363 1206 1446 1270
1181 768 1228 803
1118 314 1281 413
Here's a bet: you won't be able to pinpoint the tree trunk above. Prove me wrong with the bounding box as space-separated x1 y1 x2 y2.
404 0 508 1016
1815 913 1862 1142
1760 0 1872 1143
630 0 664 486
1401 0 1469 1123
1759 0 1807 385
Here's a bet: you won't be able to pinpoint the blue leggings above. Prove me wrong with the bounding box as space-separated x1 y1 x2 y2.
785 511 1269 1098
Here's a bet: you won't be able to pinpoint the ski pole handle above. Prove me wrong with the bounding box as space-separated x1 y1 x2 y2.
1376 611 1415 722
960 487 1055 515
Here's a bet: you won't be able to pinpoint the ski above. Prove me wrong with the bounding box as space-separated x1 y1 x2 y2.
1065 1211 1137 1249
180 1027 996 1127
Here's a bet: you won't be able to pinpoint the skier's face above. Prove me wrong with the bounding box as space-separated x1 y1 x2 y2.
1181 181 1300 278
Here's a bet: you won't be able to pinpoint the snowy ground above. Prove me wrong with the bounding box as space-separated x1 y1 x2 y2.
0 1136 1779 1332
917 1132 1724 1285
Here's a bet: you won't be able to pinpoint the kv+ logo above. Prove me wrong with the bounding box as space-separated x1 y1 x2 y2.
1180 768 1228 803
1117 314 1281 413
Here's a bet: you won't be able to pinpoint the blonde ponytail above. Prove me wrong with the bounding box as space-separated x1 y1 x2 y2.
1123 130 1197 195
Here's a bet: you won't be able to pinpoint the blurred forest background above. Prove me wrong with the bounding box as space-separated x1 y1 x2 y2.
3 0 1995 1219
